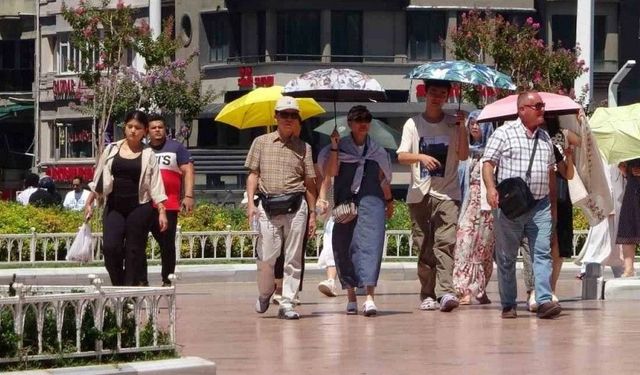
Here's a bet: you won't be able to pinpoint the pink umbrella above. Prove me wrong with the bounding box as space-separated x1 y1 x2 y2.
477 92 581 123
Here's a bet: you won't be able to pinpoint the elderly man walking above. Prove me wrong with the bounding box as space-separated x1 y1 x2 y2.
245 96 317 320
482 91 562 319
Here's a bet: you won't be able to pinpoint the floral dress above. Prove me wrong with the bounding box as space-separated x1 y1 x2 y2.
453 157 495 300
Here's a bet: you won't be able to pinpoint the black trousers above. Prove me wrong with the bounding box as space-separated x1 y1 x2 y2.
103 202 153 286
150 210 179 283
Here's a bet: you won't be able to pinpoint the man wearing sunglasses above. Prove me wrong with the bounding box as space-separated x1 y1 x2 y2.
245 96 317 320
482 91 561 319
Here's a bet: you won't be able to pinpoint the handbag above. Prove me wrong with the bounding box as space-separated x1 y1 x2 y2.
332 201 358 224
496 133 539 220
260 193 303 216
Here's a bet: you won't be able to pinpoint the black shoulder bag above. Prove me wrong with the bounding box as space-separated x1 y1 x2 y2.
496 132 539 220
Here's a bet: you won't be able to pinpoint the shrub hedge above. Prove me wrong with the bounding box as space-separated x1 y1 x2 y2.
0 199 592 234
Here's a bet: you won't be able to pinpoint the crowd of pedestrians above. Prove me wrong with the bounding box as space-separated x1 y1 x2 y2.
12 86 614 321
246 87 589 321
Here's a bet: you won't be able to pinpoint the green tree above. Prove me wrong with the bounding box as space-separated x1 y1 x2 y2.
448 10 588 106
61 0 216 154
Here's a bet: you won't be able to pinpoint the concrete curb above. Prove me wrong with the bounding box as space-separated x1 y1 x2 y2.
604 277 640 300
0 261 589 285
10 356 215 374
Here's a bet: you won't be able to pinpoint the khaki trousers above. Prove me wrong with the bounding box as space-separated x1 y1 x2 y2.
256 200 308 310
409 195 460 300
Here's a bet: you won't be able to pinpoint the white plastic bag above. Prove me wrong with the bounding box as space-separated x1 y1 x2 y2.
66 223 93 263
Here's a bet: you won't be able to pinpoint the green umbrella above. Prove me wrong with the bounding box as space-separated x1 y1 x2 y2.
407 60 516 90
314 116 400 149
590 103 640 163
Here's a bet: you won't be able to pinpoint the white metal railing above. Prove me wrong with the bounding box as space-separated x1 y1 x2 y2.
0 227 589 264
0 275 176 363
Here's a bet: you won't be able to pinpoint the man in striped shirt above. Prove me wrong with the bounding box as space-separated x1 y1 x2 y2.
482 91 561 319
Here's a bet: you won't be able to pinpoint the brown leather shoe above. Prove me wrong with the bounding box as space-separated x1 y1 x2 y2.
536 301 562 319
501 306 517 319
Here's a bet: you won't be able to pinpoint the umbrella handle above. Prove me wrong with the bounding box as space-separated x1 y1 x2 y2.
334 100 337 131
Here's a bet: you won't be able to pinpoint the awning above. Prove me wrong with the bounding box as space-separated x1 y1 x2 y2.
0 104 33 121
201 101 476 119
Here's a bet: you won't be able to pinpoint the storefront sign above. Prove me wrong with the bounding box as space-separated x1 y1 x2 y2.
53 79 81 100
237 67 274 89
46 165 94 183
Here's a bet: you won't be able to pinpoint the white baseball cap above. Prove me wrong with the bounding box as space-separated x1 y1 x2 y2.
275 96 300 112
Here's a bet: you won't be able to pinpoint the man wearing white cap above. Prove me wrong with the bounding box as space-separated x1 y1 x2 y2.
244 96 317 320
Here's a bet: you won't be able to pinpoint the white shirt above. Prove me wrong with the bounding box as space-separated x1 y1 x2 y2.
16 187 38 206
63 189 92 211
397 113 461 203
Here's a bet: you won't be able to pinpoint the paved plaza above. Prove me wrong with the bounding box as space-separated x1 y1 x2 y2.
176 270 640 375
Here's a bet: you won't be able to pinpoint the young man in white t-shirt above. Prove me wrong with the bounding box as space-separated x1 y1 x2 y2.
397 79 469 312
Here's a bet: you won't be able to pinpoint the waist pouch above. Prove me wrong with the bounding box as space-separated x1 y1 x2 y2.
496 177 536 220
260 193 303 216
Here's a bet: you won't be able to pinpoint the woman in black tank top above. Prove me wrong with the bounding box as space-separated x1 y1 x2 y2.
84 110 168 286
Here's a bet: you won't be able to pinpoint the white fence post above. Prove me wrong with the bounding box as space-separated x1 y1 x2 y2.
29 227 37 262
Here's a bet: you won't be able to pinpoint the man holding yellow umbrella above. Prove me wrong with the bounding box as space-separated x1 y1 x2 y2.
218 90 323 320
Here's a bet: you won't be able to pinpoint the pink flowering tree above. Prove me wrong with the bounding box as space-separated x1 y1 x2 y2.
448 10 588 106
62 0 216 155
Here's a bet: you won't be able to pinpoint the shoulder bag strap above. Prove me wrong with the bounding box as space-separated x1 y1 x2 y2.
525 131 540 183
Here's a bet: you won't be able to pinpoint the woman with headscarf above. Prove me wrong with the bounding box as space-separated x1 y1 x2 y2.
318 105 393 316
452 110 495 305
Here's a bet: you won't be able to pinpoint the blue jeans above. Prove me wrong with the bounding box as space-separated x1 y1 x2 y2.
494 197 553 309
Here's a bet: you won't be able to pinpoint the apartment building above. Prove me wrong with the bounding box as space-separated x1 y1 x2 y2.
0 0 637 201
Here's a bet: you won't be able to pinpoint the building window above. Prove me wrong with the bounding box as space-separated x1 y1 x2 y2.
202 12 240 63
407 11 446 61
551 15 577 50
0 40 34 92
277 11 320 61
593 16 607 64
52 121 93 159
331 11 362 62
57 34 98 74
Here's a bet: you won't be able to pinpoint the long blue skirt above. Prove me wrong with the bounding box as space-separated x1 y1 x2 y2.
332 195 385 289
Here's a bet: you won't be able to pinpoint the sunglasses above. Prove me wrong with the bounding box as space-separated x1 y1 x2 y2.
277 111 300 120
524 102 546 111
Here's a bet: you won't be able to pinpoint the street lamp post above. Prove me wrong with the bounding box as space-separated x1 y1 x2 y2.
608 60 636 107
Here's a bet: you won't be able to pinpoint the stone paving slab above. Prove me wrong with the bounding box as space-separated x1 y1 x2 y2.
174 276 640 375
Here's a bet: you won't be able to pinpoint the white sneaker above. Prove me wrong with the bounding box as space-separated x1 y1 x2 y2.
527 291 538 312
318 279 337 297
362 300 377 317
419 297 438 311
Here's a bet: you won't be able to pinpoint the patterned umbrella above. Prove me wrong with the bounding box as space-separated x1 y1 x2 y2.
407 60 517 90
283 68 386 102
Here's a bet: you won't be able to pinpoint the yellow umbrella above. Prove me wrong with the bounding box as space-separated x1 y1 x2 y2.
590 103 640 163
214 85 325 129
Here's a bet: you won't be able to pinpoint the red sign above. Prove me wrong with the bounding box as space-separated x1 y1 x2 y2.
237 67 254 89
53 79 81 100
237 67 275 89
46 165 95 183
